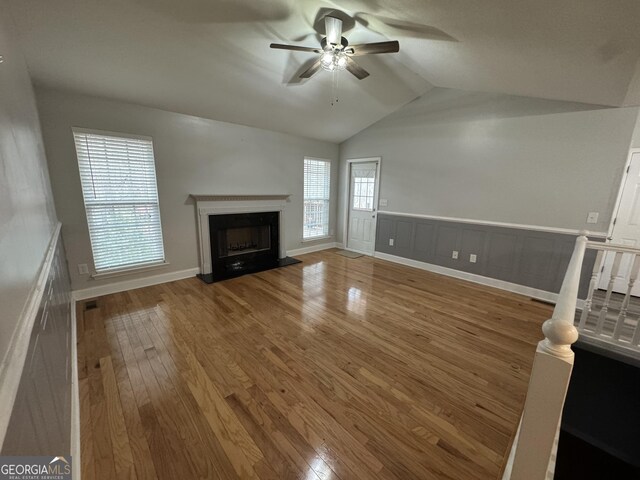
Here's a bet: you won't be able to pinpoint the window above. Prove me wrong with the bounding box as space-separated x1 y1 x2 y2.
352 174 375 211
303 158 331 239
72 128 165 272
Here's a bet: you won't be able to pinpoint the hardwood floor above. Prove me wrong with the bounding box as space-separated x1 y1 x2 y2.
77 249 552 480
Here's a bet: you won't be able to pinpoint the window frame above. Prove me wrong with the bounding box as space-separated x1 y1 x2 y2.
302 157 332 241
72 127 167 276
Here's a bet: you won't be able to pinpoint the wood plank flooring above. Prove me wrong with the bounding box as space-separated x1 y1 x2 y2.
77 250 552 480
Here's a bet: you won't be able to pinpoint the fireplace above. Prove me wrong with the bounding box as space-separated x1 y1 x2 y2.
208 212 279 281
190 194 300 284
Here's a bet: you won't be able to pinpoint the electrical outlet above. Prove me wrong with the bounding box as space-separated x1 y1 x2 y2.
379 198 388 207
389 238 394 246
452 250 459 259
78 263 89 275
586 212 599 224
469 254 477 263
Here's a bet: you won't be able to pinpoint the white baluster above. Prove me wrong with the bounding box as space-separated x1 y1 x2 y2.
595 251 623 336
613 254 640 341
509 234 586 480
578 249 604 332
631 317 640 346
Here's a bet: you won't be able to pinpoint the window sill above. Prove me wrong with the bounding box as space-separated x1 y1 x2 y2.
301 235 333 243
91 261 170 280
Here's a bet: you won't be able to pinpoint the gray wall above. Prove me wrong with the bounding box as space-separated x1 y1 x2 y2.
0 1 58 379
36 88 340 291
375 213 596 297
0 4 72 456
338 88 640 241
2 236 72 456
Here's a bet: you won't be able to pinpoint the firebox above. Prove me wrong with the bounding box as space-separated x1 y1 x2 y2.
206 211 280 282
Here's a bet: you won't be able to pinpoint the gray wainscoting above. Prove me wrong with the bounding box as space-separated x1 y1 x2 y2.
2 236 72 456
376 213 597 297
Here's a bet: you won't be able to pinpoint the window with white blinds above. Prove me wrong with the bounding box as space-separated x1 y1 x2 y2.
72 129 165 272
303 158 331 240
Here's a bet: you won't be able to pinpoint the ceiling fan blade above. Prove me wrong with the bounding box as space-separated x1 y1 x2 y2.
299 58 323 79
345 57 369 80
270 43 321 53
325 16 342 45
345 41 400 56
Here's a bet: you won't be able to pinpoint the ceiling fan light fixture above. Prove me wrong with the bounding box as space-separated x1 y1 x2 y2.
321 51 334 66
320 51 348 72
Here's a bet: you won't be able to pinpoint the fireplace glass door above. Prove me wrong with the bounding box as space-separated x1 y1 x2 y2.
218 225 271 258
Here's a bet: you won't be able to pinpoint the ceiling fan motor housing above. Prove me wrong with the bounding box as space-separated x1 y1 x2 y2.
320 37 349 52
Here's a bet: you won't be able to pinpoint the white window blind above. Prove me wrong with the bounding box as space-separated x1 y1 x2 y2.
303 158 331 239
72 129 165 272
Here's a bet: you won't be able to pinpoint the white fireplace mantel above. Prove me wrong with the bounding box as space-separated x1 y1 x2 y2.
190 194 291 275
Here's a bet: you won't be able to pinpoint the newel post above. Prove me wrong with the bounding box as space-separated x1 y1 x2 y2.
508 233 587 480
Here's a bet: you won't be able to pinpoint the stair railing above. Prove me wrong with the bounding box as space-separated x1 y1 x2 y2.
505 234 640 479
505 233 586 480
578 241 640 351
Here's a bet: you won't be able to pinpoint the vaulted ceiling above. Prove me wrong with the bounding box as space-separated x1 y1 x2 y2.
7 0 640 142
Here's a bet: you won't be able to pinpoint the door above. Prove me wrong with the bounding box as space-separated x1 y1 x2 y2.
347 160 379 254
600 151 640 294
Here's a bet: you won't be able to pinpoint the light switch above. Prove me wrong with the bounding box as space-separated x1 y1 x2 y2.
379 199 388 207
586 212 599 224
469 254 477 263
389 238 394 246
452 250 459 259
78 263 89 275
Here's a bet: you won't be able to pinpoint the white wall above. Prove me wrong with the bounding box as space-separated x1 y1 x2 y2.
0 5 58 366
36 88 339 291
339 88 640 240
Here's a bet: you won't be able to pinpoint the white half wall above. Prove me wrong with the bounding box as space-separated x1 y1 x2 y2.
338 88 640 242
36 88 340 291
0 3 58 374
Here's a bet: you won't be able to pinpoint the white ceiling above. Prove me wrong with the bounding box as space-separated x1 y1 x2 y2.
7 0 640 143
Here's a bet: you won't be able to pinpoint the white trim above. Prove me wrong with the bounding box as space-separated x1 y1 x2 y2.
502 418 522 480
344 157 382 255
91 261 170 279
73 267 200 301
605 148 640 239
374 251 561 304
189 194 290 202
70 299 81 480
377 210 608 238
72 126 152 142
287 242 341 257
301 235 332 243
0 222 62 450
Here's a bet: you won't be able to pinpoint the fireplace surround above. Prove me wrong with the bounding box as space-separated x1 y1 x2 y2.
190 194 299 283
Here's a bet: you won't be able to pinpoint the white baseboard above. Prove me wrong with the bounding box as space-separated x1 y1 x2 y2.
287 242 342 257
0 223 61 450
374 251 561 304
70 299 80 479
72 267 200 301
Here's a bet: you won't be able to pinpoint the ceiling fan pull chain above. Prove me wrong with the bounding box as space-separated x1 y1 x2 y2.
331 69 339 106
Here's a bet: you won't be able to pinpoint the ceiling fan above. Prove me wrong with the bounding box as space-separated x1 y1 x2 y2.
270 16 400 80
